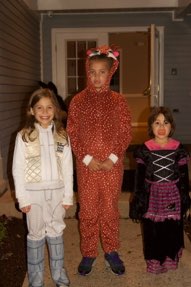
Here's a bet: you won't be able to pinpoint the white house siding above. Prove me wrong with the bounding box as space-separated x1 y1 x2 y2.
0 0 40 183
41 12 191 144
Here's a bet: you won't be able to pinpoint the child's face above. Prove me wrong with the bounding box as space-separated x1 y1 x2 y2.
152 113 172 143
31 97 55 128
89 60 110 91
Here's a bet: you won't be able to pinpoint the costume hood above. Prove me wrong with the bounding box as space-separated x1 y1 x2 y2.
86 45 119 93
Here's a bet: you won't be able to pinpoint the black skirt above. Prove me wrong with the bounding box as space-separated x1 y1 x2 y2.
142 218 184 264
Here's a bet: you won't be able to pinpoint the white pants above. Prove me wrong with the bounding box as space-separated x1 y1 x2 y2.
26 188 66 240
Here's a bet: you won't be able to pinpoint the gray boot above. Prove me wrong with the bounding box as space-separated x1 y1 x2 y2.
27 237 45 287
47 236 70 286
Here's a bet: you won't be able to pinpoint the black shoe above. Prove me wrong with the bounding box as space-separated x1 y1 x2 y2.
105 251 125 275
78 256 96 276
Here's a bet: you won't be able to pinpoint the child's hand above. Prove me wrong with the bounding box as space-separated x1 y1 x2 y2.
88 158 102 171
21 205 31 213
63 205 71 210
101 159 114 171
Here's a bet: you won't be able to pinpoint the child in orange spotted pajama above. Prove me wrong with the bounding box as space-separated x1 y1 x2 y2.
67 45 132 276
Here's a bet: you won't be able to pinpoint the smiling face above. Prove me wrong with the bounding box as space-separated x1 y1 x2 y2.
31 97 55 128
89 60 110 91
152 113 172 144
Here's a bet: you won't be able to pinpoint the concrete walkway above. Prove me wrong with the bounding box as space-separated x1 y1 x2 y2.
1 190 191 287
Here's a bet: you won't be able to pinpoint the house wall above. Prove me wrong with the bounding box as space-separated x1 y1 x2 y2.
37 0 179 10
179 0 191 7
0 0 41 182
41 12 191 144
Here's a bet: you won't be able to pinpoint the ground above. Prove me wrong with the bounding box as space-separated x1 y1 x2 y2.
0 215 191 287
0 215 27 287
183 216 191 242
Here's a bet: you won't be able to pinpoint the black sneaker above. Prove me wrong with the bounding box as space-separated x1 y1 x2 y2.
78 256 96 276
105 251 125 275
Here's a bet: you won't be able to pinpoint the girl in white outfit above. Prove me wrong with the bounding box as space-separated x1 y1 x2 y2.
12 88 73 287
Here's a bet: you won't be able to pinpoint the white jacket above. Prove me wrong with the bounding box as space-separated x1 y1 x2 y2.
12 123 73 208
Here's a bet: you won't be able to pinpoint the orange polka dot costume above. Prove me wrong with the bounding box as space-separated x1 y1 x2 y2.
67 46 132 257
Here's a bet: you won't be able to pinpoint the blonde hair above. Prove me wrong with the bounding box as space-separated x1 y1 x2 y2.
21 88 67 142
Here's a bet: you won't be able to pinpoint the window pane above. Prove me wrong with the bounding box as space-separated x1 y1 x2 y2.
68 78 76 94
77 41 86 58
67 41 76 58
78 77 86 92
78 59 86 76
67 60 76 76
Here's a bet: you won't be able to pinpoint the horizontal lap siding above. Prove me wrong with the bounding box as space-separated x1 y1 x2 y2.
164 19 191 143
0 0 40 179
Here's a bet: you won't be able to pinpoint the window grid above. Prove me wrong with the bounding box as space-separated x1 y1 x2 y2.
66 40 96 97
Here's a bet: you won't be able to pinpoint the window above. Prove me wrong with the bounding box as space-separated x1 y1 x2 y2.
66 40 96 96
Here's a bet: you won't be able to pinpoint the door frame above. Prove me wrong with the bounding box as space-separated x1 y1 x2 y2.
52 26 164 103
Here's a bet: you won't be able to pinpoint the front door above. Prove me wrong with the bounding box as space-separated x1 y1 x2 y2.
52 26 164 144
109 31 150 144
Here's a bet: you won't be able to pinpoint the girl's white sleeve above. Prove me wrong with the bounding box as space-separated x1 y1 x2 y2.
12 133 31 209
62 137 74 205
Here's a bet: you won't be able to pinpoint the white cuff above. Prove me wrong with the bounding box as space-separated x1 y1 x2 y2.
18 196 31 209
82 155 93 166
62 197 73 206
108 153 118 164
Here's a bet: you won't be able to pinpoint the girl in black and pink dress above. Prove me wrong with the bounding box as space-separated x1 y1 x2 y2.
130 106 190 274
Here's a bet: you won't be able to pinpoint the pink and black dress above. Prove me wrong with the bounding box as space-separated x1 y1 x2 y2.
129 138 190 274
